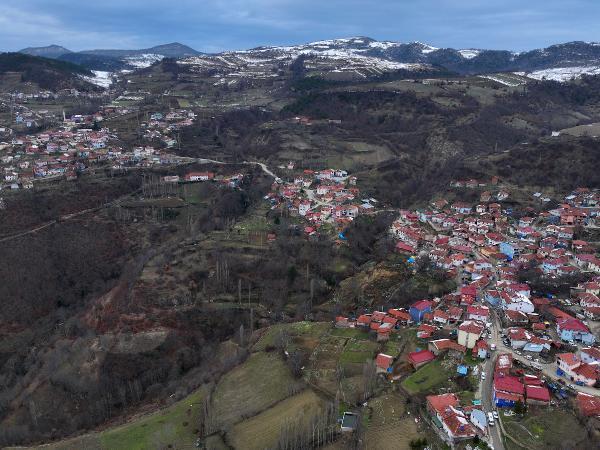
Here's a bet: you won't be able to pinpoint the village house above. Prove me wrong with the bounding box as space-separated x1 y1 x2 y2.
457 321 484 349
375 353 394 374
525 384 551 406
408 350 436 369
581 347 600 364
426 394 477 442
493 375 525 407
556 318 596 345
576 392 600 417
409 300 433 323
466 305 489 322
556 353 600 386
428 339 467 357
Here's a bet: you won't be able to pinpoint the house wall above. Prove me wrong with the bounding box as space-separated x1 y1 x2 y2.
458 330 479 349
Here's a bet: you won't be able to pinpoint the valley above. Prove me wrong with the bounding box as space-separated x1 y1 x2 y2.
1 34 600 450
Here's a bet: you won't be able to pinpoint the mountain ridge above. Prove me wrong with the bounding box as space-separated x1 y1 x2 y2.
17 38 600 78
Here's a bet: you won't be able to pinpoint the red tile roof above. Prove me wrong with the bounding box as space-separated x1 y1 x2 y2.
557 352 580 367
494 376 525 395
375 353 394 370
426 393 459 414
574 363 599 381
408 350 435 366
388 308 411 321
526 385 550 402
412 300 433 311
577 392 600 417
582 347 600 361
357 314 371 325
494 391 524 403
557 318 590 333
467 305 489 317
459 321 484 335
430 339 467 353
371 311 387 322
548 307 575 321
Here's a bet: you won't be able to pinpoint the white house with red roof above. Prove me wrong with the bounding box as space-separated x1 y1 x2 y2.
500 291 534 314
466 305 489 322
426 394 477 442
457 321 484 349
556 318 596 345
556 353 599 386
581 347 600 364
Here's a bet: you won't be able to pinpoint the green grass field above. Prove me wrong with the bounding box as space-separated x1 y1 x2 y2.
329 327 370 339
339 339 379 365
252 321 330 352
228 389 325 450
502 408 587 449
22 386 208 450
401 359 450 395
210 351 303 429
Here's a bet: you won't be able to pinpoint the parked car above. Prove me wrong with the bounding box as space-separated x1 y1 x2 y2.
481 372 486 380
493 410 499 419
487 412 495 426
526 354 532 360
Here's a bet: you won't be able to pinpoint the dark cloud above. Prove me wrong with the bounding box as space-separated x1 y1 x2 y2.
1 0 599 52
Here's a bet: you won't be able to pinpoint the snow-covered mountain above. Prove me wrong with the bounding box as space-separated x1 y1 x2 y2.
22 37 600 89
178 37 444 83
176 37 600 84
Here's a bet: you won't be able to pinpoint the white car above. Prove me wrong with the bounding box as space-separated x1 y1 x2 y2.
525 354 532 360
487 412 495 425
493 410 499 419
481 372 486 380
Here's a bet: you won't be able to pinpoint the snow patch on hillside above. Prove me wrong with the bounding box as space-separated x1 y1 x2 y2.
368 41 400 50
124 53 164 69
82 70 113 88
416 42 438 54
521 66 600 82
458 49 480 59
479 74 524 87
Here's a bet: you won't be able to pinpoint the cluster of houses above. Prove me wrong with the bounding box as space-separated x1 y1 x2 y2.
161 170 245 189
426 393 478 442
491 353 552 407
556 347 600 387
336 184 600 439
141 110 196 148
0 115 184 191
265 168 378 235
389 186 600 334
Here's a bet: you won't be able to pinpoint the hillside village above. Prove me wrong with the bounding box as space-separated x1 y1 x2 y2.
330 183 600 448
0 106 199 195
265 167 382 236
4 32 600 450
3 90 600 447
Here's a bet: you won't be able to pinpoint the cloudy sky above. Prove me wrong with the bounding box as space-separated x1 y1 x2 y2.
2 0 600 52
